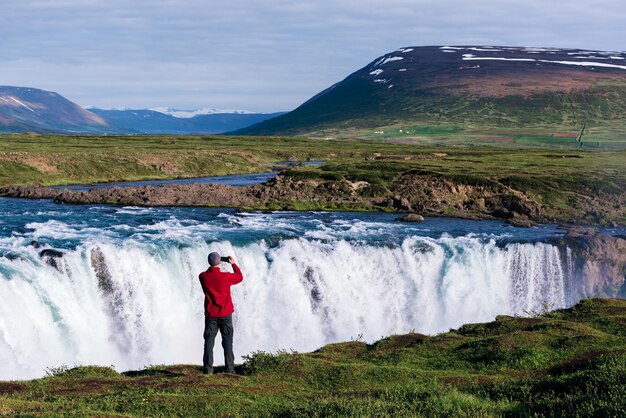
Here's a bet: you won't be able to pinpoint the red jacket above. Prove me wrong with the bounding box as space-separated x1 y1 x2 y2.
199 263 244 318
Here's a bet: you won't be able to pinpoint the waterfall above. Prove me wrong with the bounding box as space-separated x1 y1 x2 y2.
0 235 569 380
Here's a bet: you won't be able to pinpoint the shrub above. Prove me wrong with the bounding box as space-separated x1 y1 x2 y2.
45 365 119 379
320 172 342 181
242 350 293 375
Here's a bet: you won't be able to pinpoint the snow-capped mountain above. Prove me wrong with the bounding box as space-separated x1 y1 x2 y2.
149 107 258 118
235 45 626 135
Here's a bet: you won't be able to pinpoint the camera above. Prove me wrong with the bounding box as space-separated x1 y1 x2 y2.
221 256 231 262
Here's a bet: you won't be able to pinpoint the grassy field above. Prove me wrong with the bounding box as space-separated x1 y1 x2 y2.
355 122 626 151
1 133 625 185
0 298 624 417
1 133 625 224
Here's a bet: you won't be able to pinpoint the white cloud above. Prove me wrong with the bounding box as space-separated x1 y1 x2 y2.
1 0 624 110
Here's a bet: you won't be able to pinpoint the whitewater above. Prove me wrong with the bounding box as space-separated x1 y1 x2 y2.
0 197 593 380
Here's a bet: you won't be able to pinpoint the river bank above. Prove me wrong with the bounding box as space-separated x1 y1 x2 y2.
2 166 624 227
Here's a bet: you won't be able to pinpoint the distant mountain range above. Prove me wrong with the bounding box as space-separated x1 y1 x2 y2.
0 86 284 134
89 108 285 134
234 46 626 135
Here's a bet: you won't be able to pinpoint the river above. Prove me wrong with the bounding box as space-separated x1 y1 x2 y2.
0 174 624 380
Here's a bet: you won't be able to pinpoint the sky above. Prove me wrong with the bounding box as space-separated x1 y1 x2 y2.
1 1 625 112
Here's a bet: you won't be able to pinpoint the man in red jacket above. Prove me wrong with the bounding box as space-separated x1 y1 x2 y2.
198 251 244 374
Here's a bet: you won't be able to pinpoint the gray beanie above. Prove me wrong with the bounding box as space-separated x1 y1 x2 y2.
208 252 221 266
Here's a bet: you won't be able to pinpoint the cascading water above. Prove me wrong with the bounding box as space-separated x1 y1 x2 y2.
0 198 583 380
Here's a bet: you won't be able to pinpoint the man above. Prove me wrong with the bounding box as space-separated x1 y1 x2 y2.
198 251 244 374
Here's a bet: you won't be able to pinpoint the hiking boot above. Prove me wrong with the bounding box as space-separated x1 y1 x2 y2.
226 368 236 374
202 368 213 375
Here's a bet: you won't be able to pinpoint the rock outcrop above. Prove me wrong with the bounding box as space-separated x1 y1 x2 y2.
563 231 626 298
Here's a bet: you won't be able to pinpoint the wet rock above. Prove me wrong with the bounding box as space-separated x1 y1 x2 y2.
490 208 513 219
39 249 64 271
90 247 114 294
396 214 425 222
392 196 412 211
565 234 626 298
564 226 599 238
505 216 535 228
39 249 64 258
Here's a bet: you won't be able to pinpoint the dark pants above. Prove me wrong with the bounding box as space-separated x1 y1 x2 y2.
203 314 235 373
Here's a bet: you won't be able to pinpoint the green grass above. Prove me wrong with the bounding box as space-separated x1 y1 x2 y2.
1 133 625 224
360 122 626 151
1 298 624 417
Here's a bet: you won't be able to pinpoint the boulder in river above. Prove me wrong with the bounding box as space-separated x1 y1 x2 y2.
396 214 425 222
38 249 64 271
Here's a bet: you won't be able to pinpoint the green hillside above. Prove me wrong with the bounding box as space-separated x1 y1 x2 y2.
235 46 626 140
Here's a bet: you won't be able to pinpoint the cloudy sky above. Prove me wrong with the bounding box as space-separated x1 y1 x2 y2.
1 1 624 112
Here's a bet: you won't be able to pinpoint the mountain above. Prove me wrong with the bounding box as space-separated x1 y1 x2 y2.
0 85 284 135
234 46 626 135
89 108 285 134
0 86 118 134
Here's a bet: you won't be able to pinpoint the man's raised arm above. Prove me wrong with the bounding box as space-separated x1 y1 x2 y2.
228 256 244 285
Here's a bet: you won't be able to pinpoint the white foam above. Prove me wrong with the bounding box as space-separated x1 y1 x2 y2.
0 235 569 380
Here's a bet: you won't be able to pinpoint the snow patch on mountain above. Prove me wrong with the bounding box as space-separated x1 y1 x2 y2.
0 96 36 112
149 107 257 118
374 56 404 67
462 57 535 62
462 56 626 70
467 47 502 52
